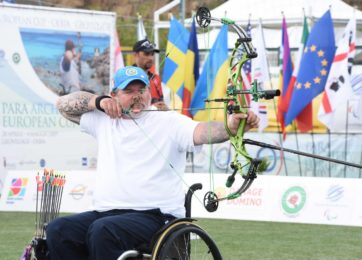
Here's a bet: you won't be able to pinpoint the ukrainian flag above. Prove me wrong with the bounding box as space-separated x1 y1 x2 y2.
191 25 229 121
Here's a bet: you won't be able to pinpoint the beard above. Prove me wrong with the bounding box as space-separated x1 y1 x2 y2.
126 99 151 119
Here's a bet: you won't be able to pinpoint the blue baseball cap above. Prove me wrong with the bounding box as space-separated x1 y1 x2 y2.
112 66 150 92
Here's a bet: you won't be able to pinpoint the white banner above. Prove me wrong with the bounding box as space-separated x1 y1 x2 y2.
0 4 116 192
1 171 362 227
187 174 362 227
0 170 95 212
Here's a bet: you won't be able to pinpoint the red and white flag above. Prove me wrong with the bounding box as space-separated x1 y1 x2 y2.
318 17 356 131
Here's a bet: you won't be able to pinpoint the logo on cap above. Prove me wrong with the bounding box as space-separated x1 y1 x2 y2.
125 68 138 76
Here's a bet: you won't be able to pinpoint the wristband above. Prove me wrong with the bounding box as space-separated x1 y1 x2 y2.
95 95 111 112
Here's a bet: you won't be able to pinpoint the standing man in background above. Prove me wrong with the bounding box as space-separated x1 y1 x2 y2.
133 39 168 110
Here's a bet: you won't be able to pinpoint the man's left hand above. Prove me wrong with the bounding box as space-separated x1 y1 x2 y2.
227 111 260 135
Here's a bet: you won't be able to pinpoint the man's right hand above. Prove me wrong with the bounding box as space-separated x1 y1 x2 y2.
100 97 123 118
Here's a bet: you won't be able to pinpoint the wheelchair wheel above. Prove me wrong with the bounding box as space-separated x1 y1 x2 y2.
155 223 222 260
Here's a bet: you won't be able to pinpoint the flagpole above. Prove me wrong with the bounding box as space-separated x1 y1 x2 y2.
359 146 362 178
293 122 303 176
343 100 350 178
259 17 289 176
310 128 317 177
328 129 331 177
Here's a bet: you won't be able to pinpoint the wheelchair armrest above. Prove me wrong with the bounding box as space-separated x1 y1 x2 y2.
185 183 202 218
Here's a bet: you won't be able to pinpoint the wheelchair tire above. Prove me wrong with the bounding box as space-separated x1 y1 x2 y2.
155 224 222 260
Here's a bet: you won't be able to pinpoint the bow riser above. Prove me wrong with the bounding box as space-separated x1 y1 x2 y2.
196 6 279 213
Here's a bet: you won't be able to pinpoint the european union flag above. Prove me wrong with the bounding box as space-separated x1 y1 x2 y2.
285 10 335 126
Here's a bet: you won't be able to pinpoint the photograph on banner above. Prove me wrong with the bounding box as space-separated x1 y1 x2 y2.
0 5 115 174
21 28 111 96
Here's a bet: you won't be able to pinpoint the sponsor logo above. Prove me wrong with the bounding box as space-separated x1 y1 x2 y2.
324 209 338 221
281 186 306 216
6 177 29 204
317 185 345 221
215 186 263 207
82 157 88 166
12 52 21 64
326 185 344 202
39 158 46 167
89 157 97 168
125 67 137 76
69 184 87 200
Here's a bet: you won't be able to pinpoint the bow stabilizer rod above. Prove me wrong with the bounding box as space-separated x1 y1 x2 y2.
243 139 362 169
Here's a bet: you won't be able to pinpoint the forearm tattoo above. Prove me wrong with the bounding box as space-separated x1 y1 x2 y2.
198 121 229 144
56 91 95 124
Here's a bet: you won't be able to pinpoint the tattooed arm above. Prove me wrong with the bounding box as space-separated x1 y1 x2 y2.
193 111 260 145
56 91 97 124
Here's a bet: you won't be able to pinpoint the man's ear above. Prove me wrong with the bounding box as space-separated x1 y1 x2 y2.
110 91 116 97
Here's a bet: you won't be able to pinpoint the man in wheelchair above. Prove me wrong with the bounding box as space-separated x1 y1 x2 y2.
47 66 259 259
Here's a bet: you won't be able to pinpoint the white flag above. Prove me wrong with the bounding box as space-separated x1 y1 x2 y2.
137 14 147 40
318 17 356 131
251 20 270 132
251 20 270 88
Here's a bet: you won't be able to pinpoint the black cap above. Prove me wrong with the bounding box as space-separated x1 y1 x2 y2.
133 39 159 53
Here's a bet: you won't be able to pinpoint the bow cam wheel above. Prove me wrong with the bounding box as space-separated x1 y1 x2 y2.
196 7 211 28
203 191 219 212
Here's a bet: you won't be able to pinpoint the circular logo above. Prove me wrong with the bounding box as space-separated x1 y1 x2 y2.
69 184 86 200
326 185 344 202
281 186 306 215
125 68 137 76
12 53 20 64
214 146 231 170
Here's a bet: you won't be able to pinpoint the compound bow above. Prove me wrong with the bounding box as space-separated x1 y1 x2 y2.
195 7 280 212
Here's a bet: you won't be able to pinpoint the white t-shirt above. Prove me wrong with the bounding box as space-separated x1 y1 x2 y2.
80 110 199 217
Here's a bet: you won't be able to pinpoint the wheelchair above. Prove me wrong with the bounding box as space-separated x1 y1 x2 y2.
22 183 222 260
118 183 222 260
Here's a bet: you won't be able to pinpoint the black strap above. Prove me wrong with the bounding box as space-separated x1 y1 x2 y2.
95 95 111 112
